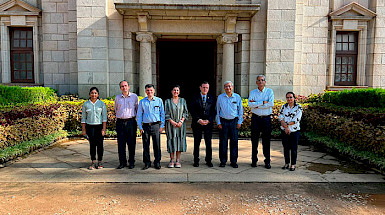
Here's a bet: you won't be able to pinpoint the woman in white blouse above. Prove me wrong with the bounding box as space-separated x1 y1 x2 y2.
279 92 303 171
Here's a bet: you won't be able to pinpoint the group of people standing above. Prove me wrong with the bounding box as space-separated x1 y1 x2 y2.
81 75 303 172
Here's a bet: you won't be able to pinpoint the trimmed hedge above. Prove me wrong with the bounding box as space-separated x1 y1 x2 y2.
0 130 67 164
0 85 57 106
0 103 66 149
302 107 385 157
302 89 385 161
322 88 385 108
307 103 385 126
304 132 385 170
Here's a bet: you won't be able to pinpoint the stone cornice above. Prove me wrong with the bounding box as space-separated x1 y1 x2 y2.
0 11 39 16
115 3 259 18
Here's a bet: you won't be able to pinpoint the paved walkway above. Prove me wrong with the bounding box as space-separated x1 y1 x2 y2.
0 135 384 183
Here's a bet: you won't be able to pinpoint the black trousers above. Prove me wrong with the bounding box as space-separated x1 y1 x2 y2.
192 123 213 163
142 123 161 166
86 124 104 161
219 118 238 164
116 118 137 166
251 114 272 164
281 131 300 165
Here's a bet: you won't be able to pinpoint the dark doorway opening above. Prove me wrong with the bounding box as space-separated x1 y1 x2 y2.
156 40 217 102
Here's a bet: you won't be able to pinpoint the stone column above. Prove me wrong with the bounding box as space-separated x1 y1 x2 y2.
1 20 10 83
136 32 155 96
219 33 238 91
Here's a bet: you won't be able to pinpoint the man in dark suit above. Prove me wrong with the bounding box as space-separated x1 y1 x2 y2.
190 81 216 167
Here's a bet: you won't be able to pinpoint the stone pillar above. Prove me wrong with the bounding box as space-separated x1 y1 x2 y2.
136 32 155 96
219 33 238 92
1 20 10 83
372 3 385 88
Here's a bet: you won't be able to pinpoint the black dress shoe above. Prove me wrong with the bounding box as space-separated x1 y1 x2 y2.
219 163 226 167
193 162 199 167
206 162 213 167
265 163 271 169
231 163 238 168
128 164 135 169
251 163 257 167
154 163 161 169
142 164 150 170
117 164 127 169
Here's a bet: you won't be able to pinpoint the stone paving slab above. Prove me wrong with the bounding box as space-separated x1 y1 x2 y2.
0 135 384 183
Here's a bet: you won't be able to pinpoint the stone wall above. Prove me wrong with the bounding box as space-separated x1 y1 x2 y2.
76 0 126 98
299 0 329 96
40 0 70 95
264 0 296 99
68 0 77 94
249 0 266 95
1 0 384 99
123 18 139 94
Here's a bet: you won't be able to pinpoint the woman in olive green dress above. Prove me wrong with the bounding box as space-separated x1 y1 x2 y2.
165 85 189 168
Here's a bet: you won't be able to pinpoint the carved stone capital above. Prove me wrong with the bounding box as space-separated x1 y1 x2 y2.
217 33 238 44
136 32 156 43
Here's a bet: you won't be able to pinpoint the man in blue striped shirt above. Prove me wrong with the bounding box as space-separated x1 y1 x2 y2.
137 84 165 170
216 81 243 168
248 75 275 169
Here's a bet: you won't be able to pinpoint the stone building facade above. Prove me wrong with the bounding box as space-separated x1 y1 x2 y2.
0 0 384 99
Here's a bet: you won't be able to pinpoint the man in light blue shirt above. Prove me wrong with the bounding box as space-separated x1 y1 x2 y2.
216 81 243 168
137 84 165 170
248 75 274 169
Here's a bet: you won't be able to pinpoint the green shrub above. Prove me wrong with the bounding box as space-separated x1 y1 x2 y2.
0 130 67 164
0 103 66 149
60 96 144 133
60 100 117 132
59 101 84 131
239 99 287 138
307 103 385 126
304 132 385 170
302 107 385 157
322 88 385 108
0 85 57 106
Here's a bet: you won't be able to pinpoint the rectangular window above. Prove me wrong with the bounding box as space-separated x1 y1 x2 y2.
335 31 358 86
10 27 34 83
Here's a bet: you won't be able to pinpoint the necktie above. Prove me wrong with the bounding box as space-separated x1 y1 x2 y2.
202 96 206 109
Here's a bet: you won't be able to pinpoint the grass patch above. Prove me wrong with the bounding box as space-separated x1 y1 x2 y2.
0 130 67 164
303 131 385 171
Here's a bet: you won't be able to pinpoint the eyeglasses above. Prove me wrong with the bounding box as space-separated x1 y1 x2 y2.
257 80 265 82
